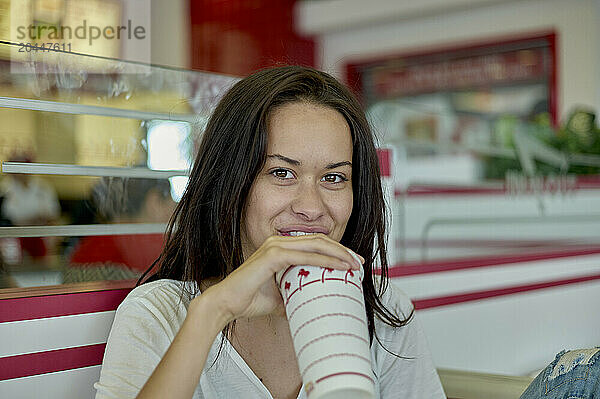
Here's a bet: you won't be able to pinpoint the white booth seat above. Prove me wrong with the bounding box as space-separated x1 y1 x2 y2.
0 279 539 399
0 281 134 399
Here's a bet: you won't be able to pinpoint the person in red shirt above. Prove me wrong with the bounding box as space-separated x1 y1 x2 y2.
64 178 176 282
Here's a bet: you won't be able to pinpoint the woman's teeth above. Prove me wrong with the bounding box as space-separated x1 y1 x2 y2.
288 231 317 236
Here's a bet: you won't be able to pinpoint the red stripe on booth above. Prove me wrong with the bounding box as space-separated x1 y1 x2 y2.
0 288 131 323
0 343 106 381
388 247 600 277
413 273 600 310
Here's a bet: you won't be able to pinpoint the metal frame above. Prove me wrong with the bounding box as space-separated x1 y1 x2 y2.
0 96 198 123
1 162 188 178
420 214 600 260
0 223 167 238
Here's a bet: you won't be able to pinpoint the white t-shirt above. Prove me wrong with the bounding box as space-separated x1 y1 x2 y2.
94 279 445 399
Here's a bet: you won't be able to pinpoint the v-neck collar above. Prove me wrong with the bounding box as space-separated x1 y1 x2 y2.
217 331 305 399
193 284 305 399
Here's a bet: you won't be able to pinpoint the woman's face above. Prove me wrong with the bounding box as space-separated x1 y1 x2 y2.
241 102 354 258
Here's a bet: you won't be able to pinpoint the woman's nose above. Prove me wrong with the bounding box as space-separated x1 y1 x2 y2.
290 181 326 221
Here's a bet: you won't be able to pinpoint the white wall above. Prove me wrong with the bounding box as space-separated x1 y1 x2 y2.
297 0 600 120
95 0 190 68
596 0 600 116
412 276 600 375
150 0 190 68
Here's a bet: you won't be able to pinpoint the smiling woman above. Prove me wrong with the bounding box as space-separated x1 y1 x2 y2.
94 66 445 399
241 102 354 258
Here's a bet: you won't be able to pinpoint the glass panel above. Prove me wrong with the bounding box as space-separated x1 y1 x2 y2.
0 40 239 291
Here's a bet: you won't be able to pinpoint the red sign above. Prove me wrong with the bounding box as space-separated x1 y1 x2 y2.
371 49 549 98
376 148 391 177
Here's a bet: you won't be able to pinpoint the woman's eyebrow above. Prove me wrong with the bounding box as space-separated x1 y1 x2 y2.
267 153 300 165
267 154 352 170
325 161 352 170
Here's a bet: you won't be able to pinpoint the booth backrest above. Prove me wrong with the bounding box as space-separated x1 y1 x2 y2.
0 286 132 399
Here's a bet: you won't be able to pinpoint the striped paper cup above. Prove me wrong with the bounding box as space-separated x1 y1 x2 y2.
276 261 375 399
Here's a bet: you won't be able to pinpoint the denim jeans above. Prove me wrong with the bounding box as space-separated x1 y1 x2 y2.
520 348 600 399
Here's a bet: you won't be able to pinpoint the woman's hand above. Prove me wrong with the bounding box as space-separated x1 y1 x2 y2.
199 233 364 324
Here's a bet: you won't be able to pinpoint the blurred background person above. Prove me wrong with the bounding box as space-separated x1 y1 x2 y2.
0 155 61 262
63 177 176 283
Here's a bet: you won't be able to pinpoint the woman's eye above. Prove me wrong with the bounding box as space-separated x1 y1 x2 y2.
271 169 294 179
321 174 347 184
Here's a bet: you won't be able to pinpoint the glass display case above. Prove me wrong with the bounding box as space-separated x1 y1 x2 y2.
0 40 238 293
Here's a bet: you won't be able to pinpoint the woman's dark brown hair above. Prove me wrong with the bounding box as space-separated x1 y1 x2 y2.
143 65 413 345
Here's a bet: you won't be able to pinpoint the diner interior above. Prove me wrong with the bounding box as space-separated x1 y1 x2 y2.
1 1 600 398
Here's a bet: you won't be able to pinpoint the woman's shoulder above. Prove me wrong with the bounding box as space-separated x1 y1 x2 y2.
373 275 415 320
119 279 199 315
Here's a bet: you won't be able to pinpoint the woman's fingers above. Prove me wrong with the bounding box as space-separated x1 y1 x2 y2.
276 248 359 271
262 234 364 270
210 233 366 321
